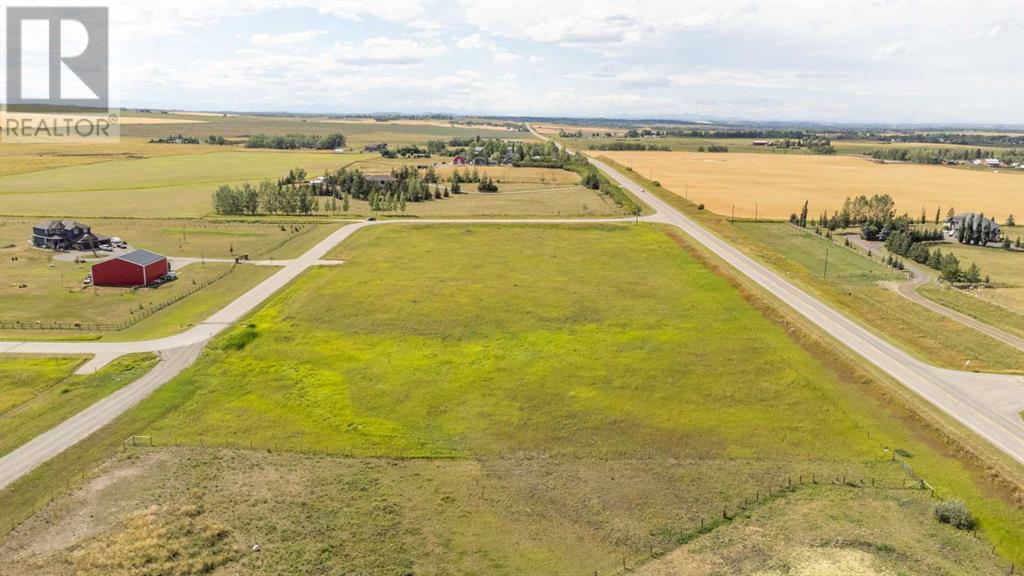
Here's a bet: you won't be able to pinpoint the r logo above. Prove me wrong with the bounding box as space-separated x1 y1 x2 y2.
6 6 109 108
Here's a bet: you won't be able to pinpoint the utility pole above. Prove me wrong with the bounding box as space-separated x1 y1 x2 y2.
755 204 758 222
731 204 735 222
823 247 830 280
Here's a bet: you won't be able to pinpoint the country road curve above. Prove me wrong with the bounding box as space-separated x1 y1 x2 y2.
845 233 1024 352
0 216 633 490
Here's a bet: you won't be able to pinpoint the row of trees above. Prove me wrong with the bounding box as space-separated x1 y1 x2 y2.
245 133 346 150
867 146 1023 165
587 141 670 151
697 145 729 153
790 194 898 233
150 133 227 145
885 230 984 284
213 181 319 216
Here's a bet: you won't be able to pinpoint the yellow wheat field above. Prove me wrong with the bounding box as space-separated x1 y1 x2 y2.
598 151 1024 221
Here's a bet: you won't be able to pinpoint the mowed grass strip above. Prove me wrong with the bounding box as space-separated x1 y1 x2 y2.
0 354 157 457
147 224 889 461
732 222 1024 371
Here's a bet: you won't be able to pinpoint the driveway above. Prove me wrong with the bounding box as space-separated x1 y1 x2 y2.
845 233 1024 352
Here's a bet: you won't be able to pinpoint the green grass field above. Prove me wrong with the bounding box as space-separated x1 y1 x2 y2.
148 224 897 460
0 354 156 457
0 150 372 218
1 224 1021 572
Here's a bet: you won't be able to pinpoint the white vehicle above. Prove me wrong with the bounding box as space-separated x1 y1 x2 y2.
98 244 113 252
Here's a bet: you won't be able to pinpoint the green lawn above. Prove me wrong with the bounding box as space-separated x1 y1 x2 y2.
732 222 901 285
0 354 157 457
148 224 894 460
930 242 1024 314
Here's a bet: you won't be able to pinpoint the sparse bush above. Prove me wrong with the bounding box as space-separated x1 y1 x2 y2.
934 500 976 530
221 324 258 351
697 204 705 210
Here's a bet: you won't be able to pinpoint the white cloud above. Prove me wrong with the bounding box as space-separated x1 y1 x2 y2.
873 41 916 61
493 51 522 64
457 34 485 50
528 55 546 65
333 37 448 65
250 30 324 48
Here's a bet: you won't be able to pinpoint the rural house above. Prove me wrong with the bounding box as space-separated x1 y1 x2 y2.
31 220 109 250
91 249 169 287
364 173 396 186
944 213 1001 243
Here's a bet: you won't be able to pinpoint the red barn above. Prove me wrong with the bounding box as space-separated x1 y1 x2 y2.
92 249 169 287
452 154 467 165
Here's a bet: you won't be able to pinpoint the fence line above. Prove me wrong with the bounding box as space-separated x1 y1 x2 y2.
0 264 236 332
3 439 1015 575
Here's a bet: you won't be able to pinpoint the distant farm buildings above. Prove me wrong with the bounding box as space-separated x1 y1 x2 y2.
363 143 388 153
31 220 109 250
452 154 467 165
91 249 169 287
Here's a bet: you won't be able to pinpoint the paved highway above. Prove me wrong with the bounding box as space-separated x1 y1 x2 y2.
589 155 1024 464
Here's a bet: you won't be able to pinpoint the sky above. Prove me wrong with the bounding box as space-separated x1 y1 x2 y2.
4 1 1023 124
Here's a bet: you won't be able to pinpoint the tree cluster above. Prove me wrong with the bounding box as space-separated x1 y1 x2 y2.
697 145 729 153
245 133 346 150
867 146 1023 165
885 229 982 283
587 141 670 151
213 180 318 216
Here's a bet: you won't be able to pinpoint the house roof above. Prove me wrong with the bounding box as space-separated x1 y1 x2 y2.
117 249 166 266
34 219 88 230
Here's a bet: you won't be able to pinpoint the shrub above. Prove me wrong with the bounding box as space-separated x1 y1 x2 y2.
221 324 258 351
934 500 976 530
697 204 705 210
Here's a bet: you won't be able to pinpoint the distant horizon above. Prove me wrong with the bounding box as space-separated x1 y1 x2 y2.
6 1 1018 126
121 107 1024 131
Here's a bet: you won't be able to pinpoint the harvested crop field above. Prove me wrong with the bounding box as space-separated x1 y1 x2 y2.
597 151 1024 221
